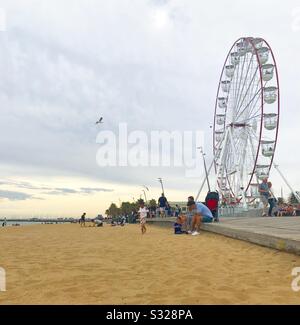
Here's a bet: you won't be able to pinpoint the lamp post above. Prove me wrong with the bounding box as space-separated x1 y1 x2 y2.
197 147 211 192
158 178 165 194
142 190 147 203
142 185 149 192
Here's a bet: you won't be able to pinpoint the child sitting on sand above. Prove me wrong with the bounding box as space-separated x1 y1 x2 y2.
174 216 187 234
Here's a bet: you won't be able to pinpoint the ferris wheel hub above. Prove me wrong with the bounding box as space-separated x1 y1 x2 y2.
228 123 248 128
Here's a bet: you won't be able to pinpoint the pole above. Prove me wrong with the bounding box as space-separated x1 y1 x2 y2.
142 190 147 203
198 147 211 192
195 160 214 202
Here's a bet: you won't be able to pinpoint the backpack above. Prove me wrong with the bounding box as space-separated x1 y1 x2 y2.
205 191 219 212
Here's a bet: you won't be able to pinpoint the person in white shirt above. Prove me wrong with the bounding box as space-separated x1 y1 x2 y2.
138 201 149 234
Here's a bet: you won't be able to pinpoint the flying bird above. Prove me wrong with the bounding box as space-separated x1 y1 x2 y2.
96 117 103 124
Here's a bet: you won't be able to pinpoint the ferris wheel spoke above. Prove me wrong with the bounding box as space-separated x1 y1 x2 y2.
239 113 261 124
235 59 254 114
236 133 249 164
244 66 260 120
245 92 261 121
233 54 255 113
245 127 258 162
246 103 262 122
232 53 248 110
235 65 259 118
245 128 260 184
239 132 257 186
234 56 256 114
246 79 268 121
236 88 262 121
231 54 242 104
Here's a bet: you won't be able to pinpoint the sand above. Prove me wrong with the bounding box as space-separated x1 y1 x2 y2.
0 223 300 305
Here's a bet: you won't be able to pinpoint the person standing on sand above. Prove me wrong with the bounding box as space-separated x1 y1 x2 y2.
2 217 7 227
258 178 270 217
138 201 148 234
80 213 86 227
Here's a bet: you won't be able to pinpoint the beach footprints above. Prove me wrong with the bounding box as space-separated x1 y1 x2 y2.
0 267 6 292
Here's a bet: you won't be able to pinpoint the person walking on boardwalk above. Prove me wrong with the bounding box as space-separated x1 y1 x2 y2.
267 181 278 217
158 193 168 218
258 178 270 217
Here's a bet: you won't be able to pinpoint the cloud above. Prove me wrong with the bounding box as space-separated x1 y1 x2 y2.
80 187 114 194
0 179 114 197
55 188 78 194
0 190 33 201
0 0 299 202
0 180 52 190
43 187 114 196
149 0 170 6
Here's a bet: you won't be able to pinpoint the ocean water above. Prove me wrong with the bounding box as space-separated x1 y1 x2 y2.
1 221 71 227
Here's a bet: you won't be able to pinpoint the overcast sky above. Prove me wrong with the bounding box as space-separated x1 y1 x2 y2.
0 0 299 217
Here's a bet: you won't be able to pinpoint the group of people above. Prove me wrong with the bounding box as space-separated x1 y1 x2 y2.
110 216 126 227
156 194 182 218
137 195 216 236
259 177 298 217
173 196 215 236
259 178 277 217
79 213 104 227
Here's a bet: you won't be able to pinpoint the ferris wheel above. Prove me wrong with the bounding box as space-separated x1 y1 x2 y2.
213 37 280 205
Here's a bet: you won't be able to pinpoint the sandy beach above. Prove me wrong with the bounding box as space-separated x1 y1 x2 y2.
1 223 300 305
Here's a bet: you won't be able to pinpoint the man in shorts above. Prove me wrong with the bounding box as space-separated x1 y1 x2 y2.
258 178 270 217
186 196 213 235
158 193 168 218
80 213 86 227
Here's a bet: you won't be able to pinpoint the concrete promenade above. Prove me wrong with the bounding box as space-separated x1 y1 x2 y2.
147 217 300 255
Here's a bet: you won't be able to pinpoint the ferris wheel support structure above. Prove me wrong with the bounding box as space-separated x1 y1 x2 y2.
273 164 300 203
